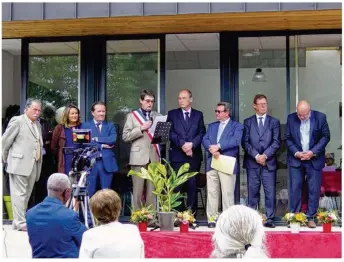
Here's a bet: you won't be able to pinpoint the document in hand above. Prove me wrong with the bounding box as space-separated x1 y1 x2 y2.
211 155 237 175
149 115 168 134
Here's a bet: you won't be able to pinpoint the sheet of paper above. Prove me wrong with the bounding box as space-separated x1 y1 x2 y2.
211 154 237 175
149 115 168 135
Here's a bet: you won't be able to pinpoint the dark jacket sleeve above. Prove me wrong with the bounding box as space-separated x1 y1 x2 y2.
263 119 281 159
285 114 299 156
310 113 331 155
241 118 259 158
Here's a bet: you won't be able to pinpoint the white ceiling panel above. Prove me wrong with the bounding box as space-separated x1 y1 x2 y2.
176 33 219 41
300 34 341 48
29 42 79 55
239 37 261 50
141 39 159 52
2 39 21 55
107 40 149 53
259 36 286 49
181 39 219 51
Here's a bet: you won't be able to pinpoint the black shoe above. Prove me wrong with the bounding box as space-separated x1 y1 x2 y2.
264 222 275 228
287 222 290 228
208 222 216 228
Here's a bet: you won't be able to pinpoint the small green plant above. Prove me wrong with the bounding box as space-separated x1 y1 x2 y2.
128 159 198 212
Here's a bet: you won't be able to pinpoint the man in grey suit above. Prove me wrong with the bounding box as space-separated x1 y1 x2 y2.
123 90 161 215
2 98 43 231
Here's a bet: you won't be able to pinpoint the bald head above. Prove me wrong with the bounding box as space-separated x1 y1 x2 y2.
47 173 72 204
296 100 311 121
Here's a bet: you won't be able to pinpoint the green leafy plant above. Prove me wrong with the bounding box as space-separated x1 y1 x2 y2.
128 159 198 212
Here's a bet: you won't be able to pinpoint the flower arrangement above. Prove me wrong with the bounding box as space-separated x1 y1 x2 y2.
208 212 220 223
176 210 196 224
282 212 307 225
316 210 339 224
130 205 155 224
259 212 267 224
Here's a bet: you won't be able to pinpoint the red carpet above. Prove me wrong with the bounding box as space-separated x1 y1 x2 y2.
140 231 342 258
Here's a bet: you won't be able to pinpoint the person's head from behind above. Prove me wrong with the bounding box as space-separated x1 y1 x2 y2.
47 173 72 205
211 205 267 259
90 189 121 226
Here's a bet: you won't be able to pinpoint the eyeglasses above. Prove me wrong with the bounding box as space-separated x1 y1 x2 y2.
215 110 226 114
144 99 155 104
255 103 268 106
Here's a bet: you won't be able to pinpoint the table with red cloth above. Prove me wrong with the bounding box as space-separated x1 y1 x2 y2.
140 231 341 258
302 170 341 212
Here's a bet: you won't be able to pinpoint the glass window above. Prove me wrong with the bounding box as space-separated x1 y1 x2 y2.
28 42 80 110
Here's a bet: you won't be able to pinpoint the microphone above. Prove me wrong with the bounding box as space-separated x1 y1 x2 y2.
150 116 153 122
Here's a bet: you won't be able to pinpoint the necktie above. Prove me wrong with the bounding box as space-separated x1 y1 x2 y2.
258 117 264 134
184 112 190 126
146 112 150 121
31 122 41 161
96 122 101 133
217 122 225 143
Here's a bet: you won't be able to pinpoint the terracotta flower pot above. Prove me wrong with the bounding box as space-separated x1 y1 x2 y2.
180 222 189 233
322 223 332 233
138 221 148 232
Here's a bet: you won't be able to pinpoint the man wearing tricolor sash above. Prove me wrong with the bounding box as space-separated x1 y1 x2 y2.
123 90 161 215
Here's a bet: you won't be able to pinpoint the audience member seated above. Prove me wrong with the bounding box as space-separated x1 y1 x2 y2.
26 173 87 258
79 189 144 258
211 205 268 259
323 152 337 171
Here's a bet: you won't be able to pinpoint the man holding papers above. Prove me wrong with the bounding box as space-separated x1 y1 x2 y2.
241 94 281 228
202 102 243 228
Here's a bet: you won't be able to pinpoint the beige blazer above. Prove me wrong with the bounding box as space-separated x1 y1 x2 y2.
122 110 161 166
2 114 43 179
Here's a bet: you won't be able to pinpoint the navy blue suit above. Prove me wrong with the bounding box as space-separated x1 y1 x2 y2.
285 110 330 219
242 115 281 222
167 108 206 212
26 197 87 258
203 120 243 174
81 120 118 198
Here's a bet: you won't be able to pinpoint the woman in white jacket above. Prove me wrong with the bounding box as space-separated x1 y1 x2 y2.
79 189 144 258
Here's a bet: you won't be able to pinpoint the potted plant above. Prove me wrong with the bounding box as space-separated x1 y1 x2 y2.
130 205 155 232
176 209 196 233
283 212 307 233
316 210 339 233
128 160 198 231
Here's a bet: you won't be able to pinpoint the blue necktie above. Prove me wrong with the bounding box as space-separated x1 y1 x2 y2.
258 117 264 134
184 112 190 126
96 122 101 133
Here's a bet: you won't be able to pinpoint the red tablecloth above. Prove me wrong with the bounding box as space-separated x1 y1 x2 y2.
140 231 341 258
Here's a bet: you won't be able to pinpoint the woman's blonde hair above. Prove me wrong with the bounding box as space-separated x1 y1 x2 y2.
211 205 268 259
61 104 81 126
90 189 122 225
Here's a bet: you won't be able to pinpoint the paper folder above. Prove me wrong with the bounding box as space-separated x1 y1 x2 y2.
211 155 237 175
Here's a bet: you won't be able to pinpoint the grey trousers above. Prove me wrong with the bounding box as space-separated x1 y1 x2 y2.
131 165 157 211
9 162 39 230
206 169 236 221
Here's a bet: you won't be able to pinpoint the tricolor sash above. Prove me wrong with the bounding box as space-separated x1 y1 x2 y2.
131 109 161 159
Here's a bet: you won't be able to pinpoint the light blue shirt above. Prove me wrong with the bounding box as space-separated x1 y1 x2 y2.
300 114 311 152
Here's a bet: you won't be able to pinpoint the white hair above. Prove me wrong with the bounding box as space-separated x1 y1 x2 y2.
47 173 71 197
211 205 268 259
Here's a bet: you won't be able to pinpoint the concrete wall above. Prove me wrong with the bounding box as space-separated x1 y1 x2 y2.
2 2 341 21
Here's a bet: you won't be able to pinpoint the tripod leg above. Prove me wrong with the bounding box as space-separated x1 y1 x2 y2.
87 196 96 227
80 200 89 229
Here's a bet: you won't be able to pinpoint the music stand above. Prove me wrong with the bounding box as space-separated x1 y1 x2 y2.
151 122 172 145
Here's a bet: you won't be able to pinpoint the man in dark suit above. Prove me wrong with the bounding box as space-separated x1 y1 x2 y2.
202 102 243 228
26 173 87 258
242 94 281 228
285 100 330 228
82 102 118 198
167 89 206 213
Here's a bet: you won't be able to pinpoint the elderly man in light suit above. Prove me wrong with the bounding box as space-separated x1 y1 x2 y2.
123 90 161 215
2 98 43 231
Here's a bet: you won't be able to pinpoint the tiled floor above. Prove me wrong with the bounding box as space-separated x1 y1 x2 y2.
1 224 342 258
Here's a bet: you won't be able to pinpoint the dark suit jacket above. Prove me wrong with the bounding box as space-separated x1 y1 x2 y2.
242 115 281 171
26 197 87 258
167 108 206 165
202 119 243 174
285 110 330 170
82 120 118 173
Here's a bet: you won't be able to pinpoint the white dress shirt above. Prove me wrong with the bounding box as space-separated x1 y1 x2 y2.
93 119 102 132
182 108 192 120
79 221 145 258
256 113 267 126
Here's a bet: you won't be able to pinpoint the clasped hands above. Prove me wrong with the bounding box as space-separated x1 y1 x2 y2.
209 144 221 160
255 154 267 166
295 151 314 161
182 142 193 157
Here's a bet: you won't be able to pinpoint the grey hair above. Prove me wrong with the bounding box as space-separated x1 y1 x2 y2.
217 102 232 114
47 173 71 197
25 98 42 109
211 205 268 259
